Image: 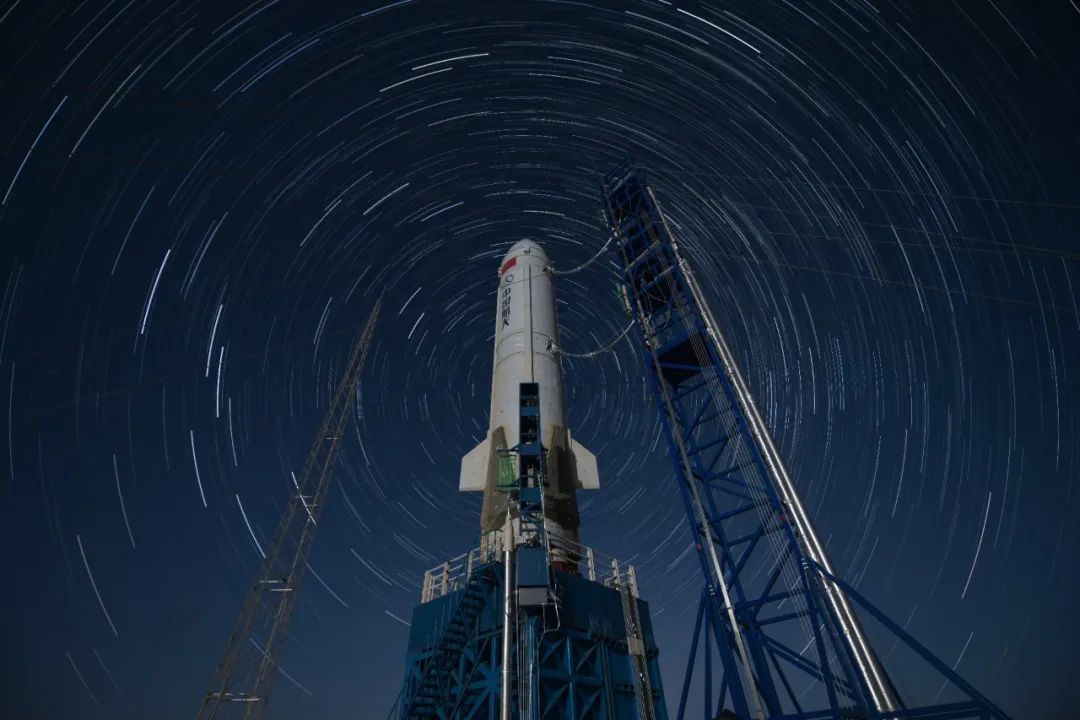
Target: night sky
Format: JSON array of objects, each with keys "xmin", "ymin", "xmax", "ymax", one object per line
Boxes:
[{"xmin": 2, "ymin": 1, "xmax": 1078, "ymax": 718}]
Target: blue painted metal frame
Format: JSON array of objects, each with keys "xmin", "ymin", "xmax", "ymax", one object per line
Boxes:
[
  {"xmin": 394, "ymin": 567, "xmax": 670, "ymax": 719},
  {"xmin": 599, "ymin": 160, "xmax": 1011, "ymax": 720},
  {"xmin": 397, "ymin": 565, "xmax": 503, "ymax": 719}
]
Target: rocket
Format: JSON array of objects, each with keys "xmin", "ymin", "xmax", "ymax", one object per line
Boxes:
[{"xmin": 459, "ymin": 240, "xmax": 598, "ymax": 571}]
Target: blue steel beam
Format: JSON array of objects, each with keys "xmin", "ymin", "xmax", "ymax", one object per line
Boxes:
[
  {"xmin": 676, "ymin": 594, "xmax": 706, "ymax": 720},
  {"xmin": 811, "ymin": 561, "xmax": 1011, "ymax": 720}
]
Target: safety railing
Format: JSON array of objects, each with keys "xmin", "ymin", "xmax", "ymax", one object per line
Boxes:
[{"xmin": 419, "ymin": 531, "xmax": 640, "ymax": 603}]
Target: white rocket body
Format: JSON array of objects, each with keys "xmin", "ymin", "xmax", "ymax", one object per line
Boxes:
[{"xmin": 460, "ymin": 240, "xmax": 598, "ymax": 567}]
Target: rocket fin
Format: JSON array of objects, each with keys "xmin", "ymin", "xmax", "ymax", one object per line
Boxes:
[
  {"xmin": 570, "ymin": 437, "xmax": 599, "ymax": 490},
  {"xmin": 460, "ymin": 434, "xmax": 493, "ymax": 492}
]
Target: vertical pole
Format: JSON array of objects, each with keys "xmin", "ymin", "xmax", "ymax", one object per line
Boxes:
[
  {"xmin": 612, "ymin": 558, "xmax": 620, "ymax": 588},
  {"xmin": 716, "ymin": 675, "xmax": 728, "ymax": 719},
  {"xmin": 501, "ymin": 512, "xmax": 515, "ymax": 720},
  {"xmin": 629, "ymin": 565, "xmax": 639, "ymax": 598},
  {"xmin": 587, "ymin": 547, "xmax": 596, "ymax": 581},
  {"xmin": 704, "ymin": 607, "xmax": 712, "ymax": 720},
  {"xmin": 676, "ymin": 594, "xmax": 706, "ymax": 720},
  {"xmin": 441, "ymin": 562, "xmax": 449, "ymax": 597},
  {"xmin": 525, "ymin": 265, "xmax": 534, "ymax": 382}
]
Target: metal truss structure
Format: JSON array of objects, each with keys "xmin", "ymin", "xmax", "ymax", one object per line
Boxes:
[
  {"xmin": 197, "ymin": 300, "xmax": 382, "ymax": 719},
  {"xmin": 599, "ymin": 161, "xmax": 1011, "ymax": 720}
]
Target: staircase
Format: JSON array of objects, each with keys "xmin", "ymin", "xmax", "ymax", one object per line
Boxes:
[
  {"xmin": 404, "ymin": 566, "xmax": 498, "ymax": 718},
  {"xmin": 620, "ymin": 581, "xmax": 656, "ymax": 720}
]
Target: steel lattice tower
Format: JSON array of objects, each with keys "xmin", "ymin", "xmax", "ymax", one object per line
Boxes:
[
  {"xmin": 600, "ymin": 161, "xmax": 1011, "ymax": 720},
  {"xmin": 197, "ymin": 300, "xmax": 381, "ymax": 720}
]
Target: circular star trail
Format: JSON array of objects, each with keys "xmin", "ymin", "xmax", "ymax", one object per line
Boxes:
[{"xmin": 1, "ymin": 1, "xmax": 1078, "ymax": 717}]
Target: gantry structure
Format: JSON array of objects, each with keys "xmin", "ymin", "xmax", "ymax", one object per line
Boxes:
[{"xmin": 599, "ymin": 161, "xmax": 1011, "ymax": 720}]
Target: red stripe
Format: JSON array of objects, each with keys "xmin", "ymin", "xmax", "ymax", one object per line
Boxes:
[{"xmin": 500, "ymin": 256, "xmax": 517, "ymax": 274}]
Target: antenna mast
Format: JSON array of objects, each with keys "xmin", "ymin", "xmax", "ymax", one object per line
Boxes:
[{"xmin": 197, "ymin": 300, "xmax": 382, "ymax": 719}]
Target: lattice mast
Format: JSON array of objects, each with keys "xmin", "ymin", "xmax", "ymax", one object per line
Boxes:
[
  {"xmin": 197, "ymin": 300, "xmax": 382, "ymax": 720},
  {"xmin": 600, "ymin": 162, "xmax": 1010, "ymax": 720}
]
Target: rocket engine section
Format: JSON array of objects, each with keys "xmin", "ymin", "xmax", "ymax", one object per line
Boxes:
[{"xmin": 459, "ymin": 240, "xmax": 598, "ymax": 570}]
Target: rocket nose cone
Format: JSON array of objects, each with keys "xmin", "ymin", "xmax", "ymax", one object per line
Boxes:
[{"xmin": 502, "ymin": 239, "xmax": 548, "ymax": 265}]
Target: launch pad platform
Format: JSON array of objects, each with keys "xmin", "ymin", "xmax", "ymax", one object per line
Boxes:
[{"xmin": 397, "ymin": 532, "xmax": 668, "ymax": 719}]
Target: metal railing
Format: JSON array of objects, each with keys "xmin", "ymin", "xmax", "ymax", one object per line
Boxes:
[{"xmin": 419, "ymin": 532, "xmax": 640, "ymax": 603}]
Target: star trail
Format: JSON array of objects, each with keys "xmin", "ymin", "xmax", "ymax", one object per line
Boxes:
[{"xmin": 1, "ymin": 1, "xmax": 1078, "ymax": 718}]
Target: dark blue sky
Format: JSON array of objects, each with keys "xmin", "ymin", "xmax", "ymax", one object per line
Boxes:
[{"xmin": 1, "ymin": 1, "xmax": 1078, "ymax": 718}]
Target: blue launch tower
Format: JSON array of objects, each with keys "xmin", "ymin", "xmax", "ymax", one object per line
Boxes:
[{"xmin": 598, "ymin": 160, "xmax": 1011, "ymax": 720}]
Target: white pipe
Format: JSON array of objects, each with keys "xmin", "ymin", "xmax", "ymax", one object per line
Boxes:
[
  {"xmin": 500, "ymin": 512, "xmax": 514, "ymax": 720},
  {"xmin": 681, "ymin": 255, "xmax": 899, "ymax": 714}
]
